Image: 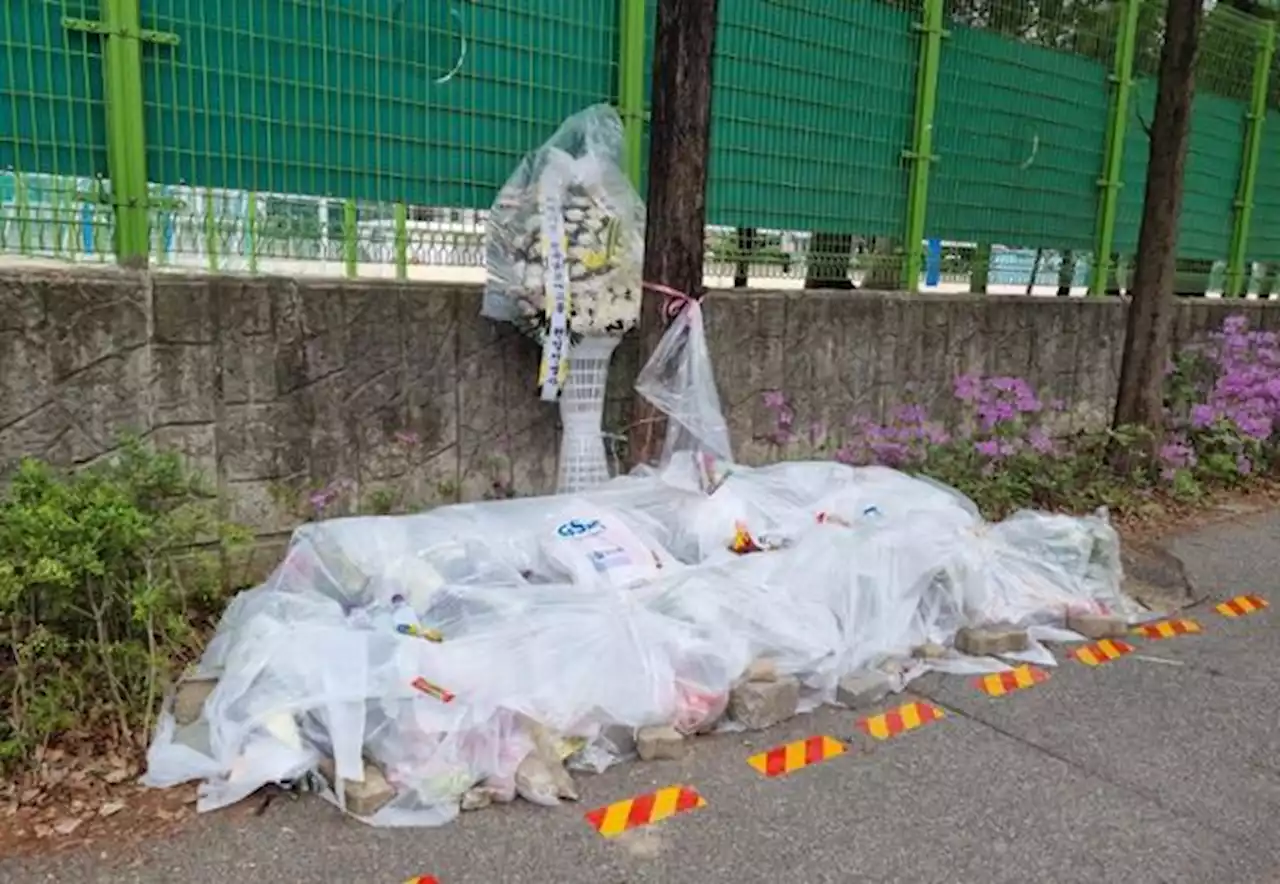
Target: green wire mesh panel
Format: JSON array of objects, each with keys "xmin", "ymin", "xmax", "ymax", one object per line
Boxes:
[
  {"xmin": 1175, "ymin": 93, "xmax": 1246, "ymax": 261},
  {"xmin": 705, "ymin": 0, "xmax": 918, "ymax": 284},
  {"xmin": 1248, "ymin": 106, "xmax": 1280, "ymax": 265},
  {"xmin": 0, "ymin": 1, "xmax": 113, "ymax": 262},
  {"xmin": 928, "ymin": 0, "xmax": 1113, "ymax": 254},
  {"xmin": 1113, "ymin": 1, "xmax": 1255, "ymax": 262},
  {"xmin": 1248, "ymin": 53, "xmax": 1280, "ymax": 266},
  {"xmin": 140, "ymin": 0, "xmax": 617, "ymax": 270}
]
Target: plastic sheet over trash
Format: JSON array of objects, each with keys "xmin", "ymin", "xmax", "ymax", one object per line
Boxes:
[{"xmin": 143, "ymin": 291, "xmax": 1141, "ymax": 827}]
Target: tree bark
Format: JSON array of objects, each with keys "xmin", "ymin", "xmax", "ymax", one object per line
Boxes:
[
  {"xmin": 629, "ymin": 0, "xmax": 720, "ymax": 468},
  {"xmin": 1113, "ymin": 0, "xmax": 1203, "ymax": 432}
]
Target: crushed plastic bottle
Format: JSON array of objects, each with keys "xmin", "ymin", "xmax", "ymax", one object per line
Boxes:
[{"xmin": 390, "ymin": 594, "xmax": 444, "ymax": 642}]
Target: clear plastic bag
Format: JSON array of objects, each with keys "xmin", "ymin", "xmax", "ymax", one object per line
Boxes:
[
  {"xmin": 482, "ymin": 104, "xmax": 645, "ymax": 343},
  {"xmin": 635, "ymin": 300, "xmax": 733, "ymax": 470},
  {"xmin": 145, "ymin": 272, "xmax": 1144, "ymax": 827}
]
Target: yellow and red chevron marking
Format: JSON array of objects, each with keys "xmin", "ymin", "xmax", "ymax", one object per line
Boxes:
[
  {"xmin": 583, "ymin": 785, "xmax": 706, "ymax": 838},
  {"xmin": 402, "ymin": 877, "xmax": 440, "ymax": 884},
  {"xmin": 1215, "ymin": 594, "xmax": 1269, "ymax": 618},
  {"xmin": 973, "ymin": 664, "xmax": 1049, "ymax": 697},
  {"xmin": 857, "ymin": 701, "xmax": 945, "ymax": 740},
  {"xmin": 747, "ymin": 735, "xmax": 846, "ymax": 778},
  {"xmin": 1072, "ymin": 638, "xmax": 1134, "ymax": 666},
  {"xmin": 1133, "ymin": 618, "xmax": 1202, "ymax": 639}
]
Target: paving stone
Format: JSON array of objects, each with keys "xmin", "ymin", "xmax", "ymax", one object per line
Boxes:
[
  {"xmin": 1067, "ymin": 611, "xmax": 1129, "ymax": 639},
  {"xmin": 515, "ymin": 753, "xmax": 580, "ymax": 806},
  {"xmin": 172, "ymin": 678, "xmax": 217, "ymax": 726},
  {"xmin": 1122, "ymin": 540, "xmax": 1196, "ymax": 610},
  {"xmin": 742, "ymin": 658, "xmax": 778, "ymax": 683},
  {"xmin": 912, "ymin": 642, "xmax": 948, "ymax": 660},
  {"xmin": 461, "ymin": 785, "xmax": 508, "ymax": 811},
  {"xmin": 836, "ymin": 671, "xmax": 892, "ymax": 709},
  {"xmin": 318, "ymin": 758, "xmax": 396, "ymax": 818},
  {"xmin": 955, "ymin": 623, "xmax": 1029, "ymax": 657},
  {"xmin": 636, "ymin": 725, "xmax": 686, "ymax": 761},
  {"xmin": 526, "ymin": 722, "xmax": 580, "ymax": 801},
  {"xmin": 729, "ymin": 676, "xmax": 800, "ymax": 730}
]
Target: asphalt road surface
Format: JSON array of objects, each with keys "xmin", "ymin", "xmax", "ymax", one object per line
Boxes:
[{"xmin": 6, "ymin": 509, "xmax": 1280, "ymax": 884}]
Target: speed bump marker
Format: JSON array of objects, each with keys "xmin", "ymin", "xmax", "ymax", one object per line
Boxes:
[
  {"xmin": 1133, "ymin": 618, "xmax": 1202, "ymax": 639},
  {"xmin": 1072, "ymin": 638, "xmax": 1134, "ymax": 666},
  {"xmin": 584, "ymin": 785, "xmax": 706, "ymax": 838},
  {"xmin": 973, "ymin": 664, "xmax": 1049, "ymax": 697},
  {"xmin": 1215, "ymin": 595, "xmax": 1269, "ymax": 618},
  {"xmin": 403, "ymin": 877, "xmax": 440, "ymax": 884},
  {"xmin": 857, "ymin": 701, "xmax": 945, "ymax": 740},
  {"xmin": 747, "ymin": 735, "xmax": 846, "ymax": 778}
]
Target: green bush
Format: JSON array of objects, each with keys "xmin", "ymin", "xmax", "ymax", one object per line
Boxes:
[{"xmin": 0, "ymin": 439, "xmax": 248, "ymax": 771}]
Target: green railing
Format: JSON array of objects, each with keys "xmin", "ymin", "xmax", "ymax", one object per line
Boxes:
[{"xmin": 1, "ymin": 0, "xmax": 1277, "ymax": 294}]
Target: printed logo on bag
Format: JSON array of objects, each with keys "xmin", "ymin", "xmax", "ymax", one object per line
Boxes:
[{"xmin": 556, "ymin": 518, "xmax": 605, "ymax": 539}]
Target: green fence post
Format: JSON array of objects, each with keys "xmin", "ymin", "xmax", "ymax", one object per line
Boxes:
[
  {"xmin": 204, "ymin": 187, "xmax": 219, "ymax": 271},
  {"xmin": 1226, "ymin": 19, "xmax": 1277, "ymax": 298},
  {"xmin": 14, "ymin": 171, "xmax": 32, "ymax": 255},
  {"xmin": 394, "ymin": 202, "xmax": 409, "ymax": 280},
  {"xmin": 102, "ymin": 0, "xmax": 151, "ymax": 268},
  {"xmin": 902, "ymin": 0, "xmax": 946, "ymax": 292},
  {"xmin": 1090, "ymin": 0, "xmax": 1141, "ymax": 296},
  {"xmin": 65, "ymin": 0, "xmax": 178, "ymax": 268},
  {"xmin": 343, "ymin": 199, "xmax": 358, "ymax": 278},
  {"xmin": 617, "ymin": 0, "xmax": 648, "ymax": 187},
  {"xmin": 970, "ymin": 242, "xmax": 990, "ymax": 293},
  {"xmin": 246, "ymin": 193, "xmax": 259, "ymax": 274}
]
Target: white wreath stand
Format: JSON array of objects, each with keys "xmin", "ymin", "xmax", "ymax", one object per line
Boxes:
[{"xmin": 555, "ymin": 335, "xmax": 620, "ymax": 494}]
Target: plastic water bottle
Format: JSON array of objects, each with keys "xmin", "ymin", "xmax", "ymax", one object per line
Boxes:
[
  {"xmin": 389, "ymin": 594, "xmax": 420, "ymax": 636},
  {"xmin": 390, "ymin": 594, "xmax": 444, "ymax": 642}
]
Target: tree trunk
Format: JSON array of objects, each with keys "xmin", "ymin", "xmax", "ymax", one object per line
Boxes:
[
  {"xmin": 1057, "ymin": 249, "xmax": 1076, "ymax": 297},
  {"xmin": 1113, "ymin": 0, "xmax": 1203, "ymax": 432},
  {"xmin": 733, "ymin": 227, "xmax": 754, "ymax": 288},
  {"xmin": 804, "ymin": 232, "xmax": 856, "ymax": 289},
  {"xmin": 629, "ymin": 0, "xmax": 720, "ymax": 468}
]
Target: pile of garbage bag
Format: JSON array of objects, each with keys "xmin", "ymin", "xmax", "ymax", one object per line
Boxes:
[{"xmin": 143, "ymin": 296, "xmax": 1141, "ymax": 828}]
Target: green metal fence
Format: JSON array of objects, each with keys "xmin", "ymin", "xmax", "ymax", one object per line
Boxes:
[{"xmin": 1, "ymin": 0, "xmax": 1278, "ymax": 294}]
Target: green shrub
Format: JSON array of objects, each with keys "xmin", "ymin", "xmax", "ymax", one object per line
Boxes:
[{"xmin": 0, "ymin": 439, "xmax": 248, "ymax": 771}]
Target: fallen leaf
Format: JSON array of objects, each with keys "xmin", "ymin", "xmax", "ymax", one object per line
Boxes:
[
  {"xmin": 98, "ymin": 801, "xmax": 126, "ymax": 818},
  {"xmin": 103, "ymin": 767, "xmax": 132, "ymax": 785},
  {"xmin": 53, "ymin": 817, "xmax": 84, "ymax": 836}
]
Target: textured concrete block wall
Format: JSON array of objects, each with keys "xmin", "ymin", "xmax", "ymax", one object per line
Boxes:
[{"xmin": 3, "ymin": 266, "xmax": 1278, "ymax": 546}]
